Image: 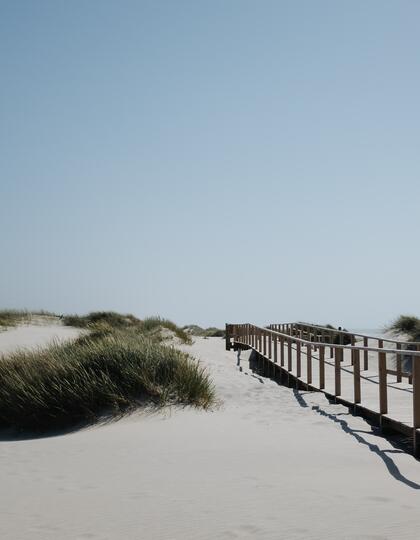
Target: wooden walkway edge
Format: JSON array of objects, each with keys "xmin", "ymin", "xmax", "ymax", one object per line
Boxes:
[{"xmin": 226, "ymin": 322, "xmax": 420, "ymax": 457}]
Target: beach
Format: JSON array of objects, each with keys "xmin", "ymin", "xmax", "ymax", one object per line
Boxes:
[{"xmin": 1, "ymin": 326, "xmax": 420, "ymax": 539}]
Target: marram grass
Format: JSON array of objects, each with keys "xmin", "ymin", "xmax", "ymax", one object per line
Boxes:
[
  {"xmin": 0, "ymin": 329, "xmax": 214, "ymax": 433},
  {"xmin": 390, "ymin": 315, "xmax": 420, "ymax": 341},
  {"xmin": 62, "ymin": 312, "xmax": 192, "ymax": 344},
  {"xmin": 0, "ymin": 309, "xmax": 31, "ymax": 328}
]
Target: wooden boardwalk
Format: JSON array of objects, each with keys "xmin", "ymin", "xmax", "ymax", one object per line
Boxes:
[{"xmin": 226, "ymin": 322, "xmax": 420, "ymax": 456}]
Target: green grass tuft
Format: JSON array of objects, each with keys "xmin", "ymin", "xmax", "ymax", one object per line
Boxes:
[
  {"xmin": 0, "ymin": 328, "xmax": 214, "ymax": 433},
  {"xmin": 63, "ymin": 312, "xmax": 191, "ymax": 344},
  {"xmin": 183, "ymin": 325, "xmax": 225, "ymax": 338},
  {"xmin": 0, "ymin": 310, "xmax": 31, "ymax": 328},
  {"xmin": 141, "ymin": 317, "xmax": 192, "ymax": 344},
  {"xmin": 62, "ymin": 311, "xmax": 141, "ymax": 329},
  {"xmin": 390, "ymin": 315, "xmax": 420, "ymax": 341}
]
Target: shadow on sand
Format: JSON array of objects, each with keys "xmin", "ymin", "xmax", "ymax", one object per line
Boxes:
[
  {"xmin": 0, "ymin": 405, "xmax": 163, "ymax": 442},
  {"xmin": 293, "ymin": 389, "xmax": 420, "ymax": 490}
]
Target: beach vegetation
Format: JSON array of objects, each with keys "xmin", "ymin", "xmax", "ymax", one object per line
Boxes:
[
  {"xmin": 0, "ymin": 310, "xmax": 34, "ymax": 328},
  {"xmin": 389, "ymin": 315, "xmax": 420, "ymax": 341},
  {"xmin": 0, "ymin": 326, "xmax": 214, "ymax": 433},
  {"xmin": 183, "ymin": 325, "xmax": 225, "ymax": 338}
]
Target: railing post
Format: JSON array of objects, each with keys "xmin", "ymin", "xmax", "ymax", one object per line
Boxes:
[
  {"xmin": 396, "ymin": 343, "xmax": 402, "ymax": 382},
  {"xmin": 287, "ymin": 340, "xmax": 292, "ymax": 371},
  {"xmin": 268, "ymin": 331, "xmax": 272, "ymax": 359},
  {"xmin": 263, "ymin": 330, "xmax": 267, "ymax": 356},
  {"xmin": 363, "ymin": 337, "xmax": 368, "ymax": 370},
  {"xmin": 319, "ymin": 345, "xmax": 325, "ymax": 390},
  {"xmin": 378, "ymin": 341, "xmax": 388, "ymax": 416},
  {"xmin": 306, "ymin": 344, "xmax": 312, "ymax": 385},
  {"xmin": 353, "ymin": 349, "xmax": 361, "ymax": 404},
  {"xmin": 413, "ymin": 355, "xmax": 420, "ymax": 457},
  {"xmin": 335, "ymin": 347, "xmax": 341, "ymax": 397},
  {"xmin": 296, "ymin": 341, "xmax": 301, "ymax": 378},
  {"xmin": 273, "ymin": 333, "xmax": 278, "ymax": 363},
  {"xmin": 280, "ymin": 337, "xmax": 285, "ymax": 366},
  {"xmin": 225, "ymin": 324, "xmax": 230, "ymax": 350}
]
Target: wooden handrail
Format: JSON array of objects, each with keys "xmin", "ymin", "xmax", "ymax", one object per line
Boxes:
[
  {"xmin": 247, "ymin": 324, "xmax": 420, "ymax": 356},
  {"xmin": 226, "ymin": 322, "xmax": 420, "ymax": 457},
  {"xmin": 268, "ymin": 321, "xmax": 419, "ymax": 346}
]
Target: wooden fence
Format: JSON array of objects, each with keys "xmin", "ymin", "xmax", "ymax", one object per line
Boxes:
[
  {"xmin": 268, "ymin": 322, "xmax": 418, "ymax": 384},
  {"xmin": 226, "ymin": 322, "xmax": 420, "ymax": 457}
]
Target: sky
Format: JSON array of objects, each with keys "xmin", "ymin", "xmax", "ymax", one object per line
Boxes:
[{"xmin": 1, "ymin": 0, "xmax": 419, "ymax": 328}]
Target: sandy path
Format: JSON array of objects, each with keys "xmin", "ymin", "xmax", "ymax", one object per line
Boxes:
[{"xmin": 1, "ymin": 334, "xmax": 420, "ymax": 539}]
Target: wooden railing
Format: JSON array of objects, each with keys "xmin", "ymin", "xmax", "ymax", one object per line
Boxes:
[
  {"xmin": 267, "ymin": 322, "xmax": 417, "ymax": 384},
  {"xmin": 225, "ymin": 322, "xmax": 420, "ymax": 457}
]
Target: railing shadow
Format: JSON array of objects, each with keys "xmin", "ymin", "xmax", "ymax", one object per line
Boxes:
[{"xmin": 292, "ymin": 389, "xmax": 420, "ymax": 490}]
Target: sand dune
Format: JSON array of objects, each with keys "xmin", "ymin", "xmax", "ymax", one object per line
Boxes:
[
  {"xmin": 0, "ymin": 322, "xmax": 81, "ymax": 356},
  {"xmin": 1, "ymin": 329, "xmax": 420, "ymax": 539}
]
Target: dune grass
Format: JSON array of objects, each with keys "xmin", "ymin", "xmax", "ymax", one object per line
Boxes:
[
  {"xmin": 62, "ymin": 311, "xmax": 141, "ymax": 329},
  {"xmin": 141, "ymin": 317, "xmax": 192, "ymax": 344},
  {"xmin": 0, "ymin": 309, "xmax": 59, "ymax": 328},
  {"xmin": 0, "ymin": 327, "xmax": 214, "ymax": 433},
  {"xmin": 63, "ymin": 312, "xmax": 192, "ymax": 344},
  {"xmin": 183, "ymin": 325, "xmax": 225, "ymax": 338},
  {"xmin": 0, "ymin": 310, "xmax": 31, "ymax": 328},
  {"xmin": 390, "ymin": 315, "xmax": 420, "ymax": 341}
]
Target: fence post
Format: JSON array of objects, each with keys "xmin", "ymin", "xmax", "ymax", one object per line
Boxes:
[
  {"xmin": 263, "ymin": 330, "xmax": 267, "ymax": 356},
  {"xmin": 378, "ymin": 341, "xmax": 388, "ymax": 416},
  {"xmin": 353, "ymin": 349, "xmax": 361, "ymax": 404},
  {"xmin": 280, "ymin": 337, "xmax": 285, "ymax": 366},
  {"xmin": 413, "ymin": 355, "xmax": 420, "ymax": 456},
  {"xmin": 268, "ymin": 331, "xmax": 272, "ymax": 359},
  {"xmin": 307, "ymin": 344, "xmax": 312, "ymax": 385},
  {"xmin": 296, "ymin": 341, "xmax": 301, "ymax": 378},
  {"xmin": 396, "ymin": 342, "xmax": 402, "ymax": 383},
  {"xmin": 225, "ymin": 324, "xmax": 230, "ymax": 350},
  {"xmin": 335, "ymin": 347, "xmax": 341, "ymax": 397},
  {"xmin": 363, "ymin": 337, "xmax": 369, "ymax": 370},
  {"xmin": 319, "ymin": 345, "xmax": 325, "ymax": 390},
  {"xmin": 273, "ymin": 333, "xmax": 278, "ymax": 363},
  {"xmin": 287, "ymin": 340, "xmax": 292, "ymax": 371}
]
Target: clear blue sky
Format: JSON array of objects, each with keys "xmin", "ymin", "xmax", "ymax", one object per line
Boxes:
[{"xmin": 1, "ymin": 1, "xmax": 419, "ymax": 328}]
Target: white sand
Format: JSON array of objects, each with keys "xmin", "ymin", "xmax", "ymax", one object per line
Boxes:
[
  {"xmin": 0, "ymin": 321, "xmax": 81, "ymax": 356},
  {"xmin": 1, "ymin": 330, "xmax": 420, "ymax": 539}
]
